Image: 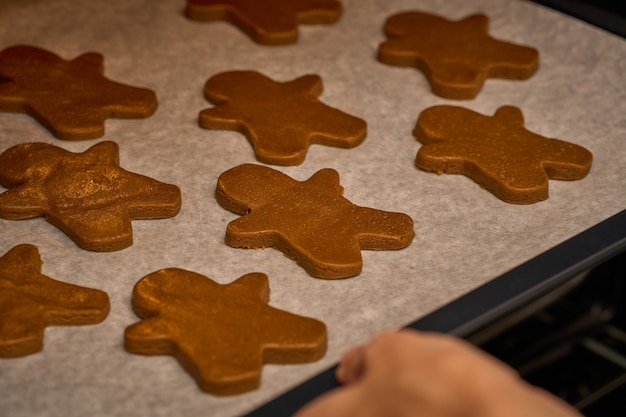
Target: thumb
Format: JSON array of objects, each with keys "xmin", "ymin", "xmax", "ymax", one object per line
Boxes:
[{"xmin": 336, "ymin": 344, "xmax": 366, "ymax": 384}]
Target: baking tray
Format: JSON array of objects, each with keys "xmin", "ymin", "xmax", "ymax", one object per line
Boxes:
[{"xmin": 1, "ymin": 1, "xmax": 625, "ymax": 416}]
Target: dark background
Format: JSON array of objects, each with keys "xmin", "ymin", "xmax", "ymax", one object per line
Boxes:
[{"xmin": 533, "ymin": 0, "xmax": 626, "ymax": 38}]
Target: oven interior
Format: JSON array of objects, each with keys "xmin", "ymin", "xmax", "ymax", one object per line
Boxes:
[{"xmin": 468, "ymin": 250, "xmax": 626, "ymax": 416}]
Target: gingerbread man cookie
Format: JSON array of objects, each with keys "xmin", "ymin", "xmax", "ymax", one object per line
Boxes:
[
  {"xmin": 0, "ymin": 45, "xmax": 157, "ymax": 140},
  {"xmin": 0, "ymin": 141, "xmax": 181, "ymax": 251},
  {"xmin": 199, "ymin": 70, "xmax": 367, "ymax": 166},
  {"xmin": 0, "ymin": 244, "xmax": 110, "ymax": 357},
  {"xmin": 125, "ymin": 269, "xmax": 327, "ymax": 395},
  {"xmin": 216, "ymin": 164, "xmax": 415, "ymax": 278},
  {"xmin": 414, "ymin": 105, "xmax": 593, "ymax": 204},
  {"xmin": 377, "ymin": 12, "xmax": 539, "ymax": 99},
  {"xmin": 185, "ymin": 0, "xmax": 343, "ymax": 45}
]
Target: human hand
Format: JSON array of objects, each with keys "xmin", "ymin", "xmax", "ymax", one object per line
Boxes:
[{"xmin": 294, "ymin": 329, "xmax": 582, "ymax": 417}]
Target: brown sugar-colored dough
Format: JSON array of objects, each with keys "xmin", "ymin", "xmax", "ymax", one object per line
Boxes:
[
  {"xmin": 0, "ymin": 244, "xmax": 110, "ymax": 358},
  {"xmin": 185, "ymin": 0, "xmax": 343, "ymax": 45},
  {"xmin": 199, "ymin": 70, "xmax": 367, "ymax": 166},
  {"xmin": 216, "ymin": 164, "xmax": 415, "ymax": 278},
  {"xmin": 0, "ymin": 141, "xmax": 181, "ymax": 251},
  {"xmin": 414, "ymin": 105, "xmax": 593, "ymax": 204},
  {"xmin": 377, "ymin": 12, "xmax": 539, "ymax": 99},
  {"xmin": 0, "ymin": 45, "xmax": 157, "ymax": 140},
  {"xmin": 124, "ymin": 269, "xmax": 327, "ymax": 395}
]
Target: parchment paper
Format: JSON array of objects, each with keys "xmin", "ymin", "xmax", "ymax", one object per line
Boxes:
[{"xmin": 1, "ymin": 1, "xmax": 625, "ymax": 416}]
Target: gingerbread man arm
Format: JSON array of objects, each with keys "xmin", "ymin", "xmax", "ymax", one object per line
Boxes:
[
  {"xmin": 0, "ymin": 187, "xmax": 48, "ymax": 219},
  {"xmin": 0, "ymin": 45, "xmax": 54, "ymax": 79},
  {"xmin": 250, "ymin": 115, "xmax": 365, "ymax": 165},
  {"xmin": 71, "ymin": 52, "xmax": 104, "ymax": 73},
  {"xmin": 540, "ymin": 138, "xmax": 593, "ymax": 180},
  {"xmin": 0, "ymin": 142, "xmax": 64, "ymax": 185},
  {"xmin": 293, "ymin": 0, "xmax": 343, "ymax": 24},
  {"xmin": 185, "ymin": 0, "xmax": 342, "ymax": 45},
  {"xmin": 124, "ymin": 317, "xmax": 178, "ymax": 356},
  {"xmin": 198, "ymin": 103, "xmax": 258, "ymax": 158},
  {"xmin": 457, "ymin": 14, "xmax": 490, "ymax": 33},
  {"xmin": 23, "ymin": 265, "xmax": 110, "ymax": 326},
  {"xmin": 32, "ymin": 101, "xmax": 109, "ymax": 140},
  {"xmin": 353, "ymin": 207, "xmax": 415, "ymax": 250},
  {"xmin": 186, "ymin": 0, "xmax": 298, "ymax": 43},
  {"xmin": 80, "ymin": 141, "xmax": 121, "ymax": 166},
  {"xmin": 225, "ymin": 210, "xmax": 365, "ymax": 278},
  {"xmin": 48, "ymin": 207, "xmax": 134, "ymax": 252},
  {"xmin": 305, "ymin": 167, "xmax": 341, "ymax": 189},
  {"xmin": 285, "ymin": 74, "xmax": 323, "ymax": 95},
  {"xmin": 199, "ymin": 71, "xmax": 253, "ymax": 134}
]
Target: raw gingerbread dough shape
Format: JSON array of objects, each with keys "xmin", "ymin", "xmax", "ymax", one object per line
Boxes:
[
  {"xmin": 377, "ymin": 11, "xmax": 539, "ymax": 99},
  {"xmin": 0, "ymin": 45, "xmax": 157, "ymax": 140},
  {"xmin": 199, "ymin": 70, "xmax": 367, "ymax": 166},
  {"xmin": 185, "ymin": 0, "xmax": 343, "ymax": 45},
  {"xmin": 0, "ymin": 244, "xmax": 110, "ymax": 358},
  {"xmin": 216, "ymin": 163, "xmax": 415, "ymax": 278},
  {"xmin": 0, "ymin": 141, "xmax": 181, "ymax": 251},
  {"xmin": 414, "ymin": 105, "xmax": 593, "ymax": 204},
  {"xmin": 125, "ymin": 269, "xmax": 327, "ymax": 395}
]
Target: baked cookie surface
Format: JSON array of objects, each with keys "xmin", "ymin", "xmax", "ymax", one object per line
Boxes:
[
  {"xmin": 185, "ymin": 0, "xmax": 343, "ymax": 45},
  {"xmin": 124, "ymin": 269, "xmax": 327, "ymax": 395},
  {"xmin": 0, "ymin": 141, "xmax": 181, "ymax": 251},
  {"xmin": 414, "ymin": 105, "xmax": 593, "ymax": 204},
  {"xmin": 0, "ymin": 244, "xmax": 110, "ymax": 358},
  {"xmin": 199, "ymin": 70, "xmax": 366, "ymax": 166},
  {"xmin": 378, "ymin": 12, "xmax": 539, "ymax": 99},
  {"xmin": 0, "ymin": 45, "xmax": 157, "ymax": 140},
  {"xmin": 216, "ymin": 164, "xmax": 415, "ymax": 278}
]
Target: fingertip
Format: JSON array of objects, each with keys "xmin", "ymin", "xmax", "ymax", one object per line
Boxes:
[{"xmin": 336, "ymin": 344, "xmax": 366, "ymax": 384}]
